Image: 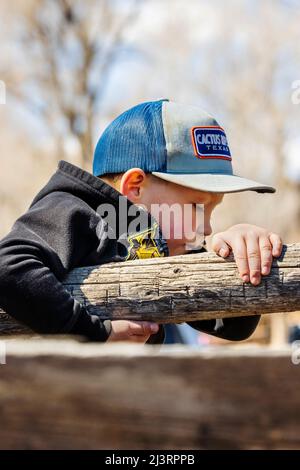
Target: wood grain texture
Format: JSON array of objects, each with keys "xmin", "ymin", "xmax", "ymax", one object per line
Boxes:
[
  {"xmin": 1, "ymin": 243, "xmax": 300, "ymax": 336},
  {"xmin": 0, "ymin": 340, "xmax": 298, "ymax": 450}
]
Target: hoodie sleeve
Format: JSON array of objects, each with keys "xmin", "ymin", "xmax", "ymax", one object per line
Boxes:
[
  {"xmin": 0, "ymin": 191, "xmax": 112, "ymax": 341},
  {"xmin": 186, "ymin": 315, "xmax": 261, "ymax": 341}
]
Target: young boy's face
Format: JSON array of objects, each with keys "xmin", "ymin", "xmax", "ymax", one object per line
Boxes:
[
  {"xmin": 140, "ymin": 176, "xmax": 224, "ymax": 255},
  {"xmin": 107, "ymin": 169, "xmax": 224, "ymax": 256}
]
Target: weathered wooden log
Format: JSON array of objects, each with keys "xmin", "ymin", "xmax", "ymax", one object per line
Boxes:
[
  {"xmin": 1, "ymin": 243, "xmax": 300, "ymax": 336},
  {"xmin": 0, "ymin": 339, "xmax": 298, "ymax": 450}
]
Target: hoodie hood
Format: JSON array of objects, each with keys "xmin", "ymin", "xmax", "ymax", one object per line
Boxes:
[{"xmin": 31, "ymin": 160, "xmax": 169, "ymax": 260}]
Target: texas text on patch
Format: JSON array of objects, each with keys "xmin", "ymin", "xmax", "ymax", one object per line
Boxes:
[{"xmin": 191, "ymin": 126, "xmax": 232, "ymax": 160}]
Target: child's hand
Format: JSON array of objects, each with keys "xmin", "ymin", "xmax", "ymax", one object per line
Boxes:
[
  {"xmin": 106, "ymin": 320, "xmax": 159, "ymax": 343},
  {"xmin": 211, "ymin": 224, "xmax": 282, "ymax": 285}
]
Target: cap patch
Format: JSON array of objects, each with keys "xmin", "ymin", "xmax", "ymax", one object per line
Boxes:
[{"xmin": 191, "ymin": 126, "xmax": 232, "ymax": 161}]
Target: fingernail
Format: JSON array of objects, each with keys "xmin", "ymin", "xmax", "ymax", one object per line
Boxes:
[
  {"xmin": 242, "ymin": 274, "xmax": 249, "ymax": 282},
  {"xmin": 219, "ymin": 248, "xmax": 227, "ymax": 257},
  {"xmin": 251, "ymin": 276, "xmax": 260, "ymax": 285},
  {"xmin": 262, "ymin": 266, "xmax": 269, "ymax": 275},
  {"xmin": 151, "ymin": 324, "xmax": 159, "ymax": 333}
]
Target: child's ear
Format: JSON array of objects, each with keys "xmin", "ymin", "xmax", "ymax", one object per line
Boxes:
[{"xmin": 119, "ymin": 168, "xmax": 146, "ymax": 201}]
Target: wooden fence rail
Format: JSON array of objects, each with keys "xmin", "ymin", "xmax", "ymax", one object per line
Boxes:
[
  {"xmin": 0, "ymin": 340, "xmax": 298, "ymax": 449},
  {"xmin": 1, "ymin": 243, "xmax": 300, "ymax": 336}
]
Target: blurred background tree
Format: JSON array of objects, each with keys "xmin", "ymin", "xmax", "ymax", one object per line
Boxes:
[
  {"xmin": 0, "ymin": 0, "xmax": 141, "ymax": 165},
  {"xmin": 1, "ymin": 0, "xmax": 300, "ymax": 242}
]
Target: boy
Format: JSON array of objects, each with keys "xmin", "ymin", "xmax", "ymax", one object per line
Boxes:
[{"xmin": 0, "ymin": 99, "xmax": 282, "ymax": 344}]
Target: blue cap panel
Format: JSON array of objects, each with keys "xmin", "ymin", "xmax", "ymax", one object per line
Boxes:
[{"xmin": 93, "ymin": 99, "xmax": 168, "ymax": 176}]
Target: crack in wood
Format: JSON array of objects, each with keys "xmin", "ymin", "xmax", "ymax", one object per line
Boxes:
[{"xmin": 169, "ymin": 296, "xmax": 174, "ymax": 313}]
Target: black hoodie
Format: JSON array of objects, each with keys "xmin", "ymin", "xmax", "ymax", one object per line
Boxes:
[{"xmin": 0, "ymin": 160, "xmax": 260, "ymax": 343}]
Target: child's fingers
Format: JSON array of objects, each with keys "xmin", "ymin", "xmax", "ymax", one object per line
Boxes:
[
  {"xmin": 128, "ymin": 321, "xmax": 159, "ymax": 336},
  {"xmin": 245, "ymin": 235, "xmax": 261, "ymax": 285},
  {"xmin": 127, "ymin": 321, "xmax": 158, "ymax": 343},
  {"xmin": 129, "ymin": 334, "xmax": 152, "ymax": 343},
  {"xmin": 211, "ymin": 234, "xmax": 231, "ymax": 257},
  {"xmin": 269, "ymin": 232, "xmax": 283, "ymax": 257},
  {"xmin": 107, "ymin": 320, "xmax": 159, "ymax": 343},
  {"xmin": 232, "ymin": 238, "xmax": 250, "ymax": 282},
  {"xmin": 259, "ymin": 235, "xmax": 273, "ymax": 275}
]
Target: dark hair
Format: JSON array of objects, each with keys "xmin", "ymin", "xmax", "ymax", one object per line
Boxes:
[{"xmin": 97, "ymin": 173, "xmax": 123, "ymax": 183}]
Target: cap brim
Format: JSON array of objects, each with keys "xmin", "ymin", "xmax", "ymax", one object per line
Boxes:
[{"xmin": 151, "ymin": 172, "xmax": 276, "ymax": 194}]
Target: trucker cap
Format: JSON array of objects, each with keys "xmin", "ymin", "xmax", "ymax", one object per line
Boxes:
[{"xmin": 93, "ymin": 99, "xmax": 275, "ymax": 194}]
